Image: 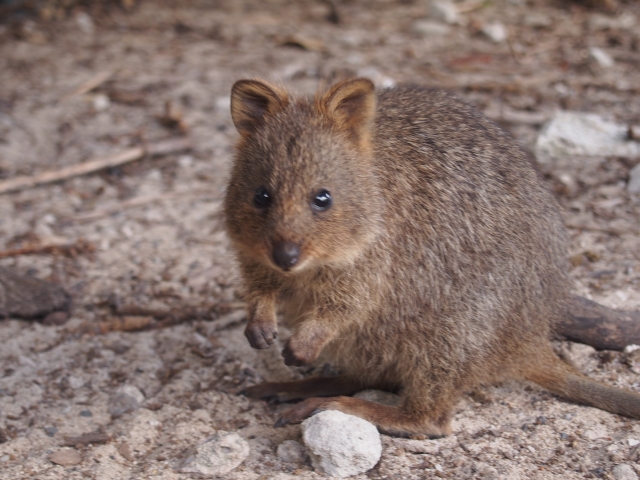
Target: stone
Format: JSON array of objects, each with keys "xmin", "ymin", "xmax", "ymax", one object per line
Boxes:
[
  {"xmin": 302, "ymin": 410, "xmax": 382, "ymax": 478},
  {"xmin": 180, "ymin": 431, "xmax": 249, "ymax": 476},
  {"xmin": 429, "ymin": 0, "xmax": 459, "ymax": 24},
  {"xmin": 535, "ymin": 111, "xmax": 640, "ymax": 163},
  {"xmin": 411, "ymin": 20, "xmax": 451, "ymax": 37},
  {"xmin": 49, "ymin": 449, "xmax": 82, "ymax": 467},
  {"xmin": 628, "ymin": 163, "xmax": 640, "ymax": 194},
  {"xmin": 277, "ymin": 440, "xmax": 308, "ymax": 464},
  {"xmin": 482, "ymin": 22, "xmax": 507, "ymax": 43},
  {"xmin": 613, "ymin": 464, "xmax": 639, "ymax": 480},
  {"xmin": 108, "ymin": 386, "xmax": 144, "ymax": 418},
  {"xmin": 590, "ymin": 47, "xmax": 614, "ymax": 68}
]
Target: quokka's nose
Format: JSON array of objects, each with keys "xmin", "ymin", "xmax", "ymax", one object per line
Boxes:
[{"xmin": 272, "ymin": 241, "xmax": 301, "ymax": 270}]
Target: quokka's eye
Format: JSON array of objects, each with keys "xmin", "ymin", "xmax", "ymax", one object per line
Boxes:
[
  {"xmin": 254, "ymin": 186, "xmax": 271, "ymax": 209},
  {"xmin": 312, "ymin": 189, "xmax": 332, "ymax": 211}
]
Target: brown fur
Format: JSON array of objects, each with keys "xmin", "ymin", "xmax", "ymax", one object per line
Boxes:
[{"xmin": 224, "ymin": 78, "xmax": 640, "ymax": 437}]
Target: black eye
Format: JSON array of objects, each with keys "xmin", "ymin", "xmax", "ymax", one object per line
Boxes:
[
  {"xmin": 312, "ymin": 189, "xmax": 332, "ymax": 211},
  {"xmin": 254, "ymin": 186, "xmax": 271, "ymax": 209}
]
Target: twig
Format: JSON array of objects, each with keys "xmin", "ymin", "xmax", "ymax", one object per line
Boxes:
[
  {"xmin": 62, "ymin": 431, "xmax": 111, "ymax": 447},
  {"xmin": 456, "ymin": 0, "xmax": 490, "ymax": 14},
  {"xmin": 565, "ymin": 220, "xmax": 639, "ymax": 236},
  {"xmin": 72, "ymin": 192, "xmax": 220, "ymax": 223},
  {"xmin": 0, "ymin": 137, "xmax": 192, "ymax": 195},
  {"xmin": 0, "ymin": 239, "xmax": 94, "ymax": 259},
  {"xmin": 65, "ymin": 70, "xmax": 115, "ymax": 99}
]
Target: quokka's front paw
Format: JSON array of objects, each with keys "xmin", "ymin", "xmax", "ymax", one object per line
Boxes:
[
  {"xmin": 281, "ymin": 338, "xmax": 318, "ymax": 366},
  {"xmin": 274, "ymin": 397, "xmax": 330, "ymax": 427},
  {"xmin": 244, "ymin": 321, "xmax": 277, "ymax": 349}
]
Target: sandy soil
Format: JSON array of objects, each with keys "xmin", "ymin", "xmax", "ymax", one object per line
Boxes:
[{"xmin": 0, "ymin": 0, "xmax": 639, "ymax": 478}]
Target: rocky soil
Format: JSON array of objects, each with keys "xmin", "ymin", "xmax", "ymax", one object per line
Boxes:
[{"xmin": 0, "ymin": 0, "xmax": 639, "ymax": 478}]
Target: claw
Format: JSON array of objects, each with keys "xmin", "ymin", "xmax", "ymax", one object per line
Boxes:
[{"xmin": 245, "ymin": 322, "xmax": 277, "ymax": 350}]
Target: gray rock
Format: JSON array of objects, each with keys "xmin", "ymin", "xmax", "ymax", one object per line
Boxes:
[
  {"xmin": 590, "ymin": 47, "xmax": 614, "ymax": 68},
  {"xmin": 613, "ymin": 464, "xmax": 639, "ymax": 480},
  {"xmin": 628, "ymin": 163, "xmax": 640, "ymax": 194},
  {"xmin": 108, "ymin": 385, "xmax": 145, "ymax": 418},
  {"xmin": 588, "ymin": 13, "xmax": 637, "ymax": 32},
  {"xmin": 412, "ymin": 20, "xmax": 451, "ymax": 37},
  {"xmin": 180, "ymin": 431, "xmax": 249, "ymax": 476},
  {"xmin": 535, "ymin": 111, "xmax": 640, "ymax": 164},
  {"xmin": 49, "ymin": 449, "xmax": 82, "ymax": 467},
  {"xmin": 482, "ymin": 22, "xmax": 507, "ymax": 43},
  {"xmin": 277, "ymin": 440, "xmax": 308, "ymax": 464},
  {"xmin": 429, "ymin": 0, "xmax": 459, "ymax": 24},
  {"xmin": 302, "ymin": 410, "xmax": 381, "ymax": 478},
  {"xmin": 522, "ymin": 13, "xmax": 552, "ymax": 28}
]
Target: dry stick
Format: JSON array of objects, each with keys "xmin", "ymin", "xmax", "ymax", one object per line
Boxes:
[
  {"xmin": 0, "ymin": 137, "xmax": 192, "ymax": 195},
  {"xmin": 73, "ymin": 192, "xmax": 221, "ymax": 223},
  {"xmin": 0, "ymin": 240, "xmax": 93, "ymax": 259},
  {"xmin": 65, "ymin": 70, "xmax": 115, "ymax": 99},
  {"xmin": 556, "ymin": 295, "xmax": 640, "ymax": 351}
]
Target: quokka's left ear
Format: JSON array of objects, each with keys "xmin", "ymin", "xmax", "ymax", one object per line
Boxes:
[{"xmin": 230, "ymin": 79, "xmax": 289, "ymax": 136}]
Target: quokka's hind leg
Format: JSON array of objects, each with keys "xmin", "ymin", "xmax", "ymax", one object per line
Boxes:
[
  {"xmin": 274, "ymin": 394, "xmax": 454, "ymax": 438},
  {"xmin": 243, "ymin": 375, "xmax": 364, "ymax": 402}
]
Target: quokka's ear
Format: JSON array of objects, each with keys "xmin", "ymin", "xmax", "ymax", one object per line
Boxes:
[
  {"xmin": 230, "ymin": 79, "xmax": 289, "ymax": 135},
  {"xmin": 317, "ymin": 78, "xmax": 376, "ymax": 142}
]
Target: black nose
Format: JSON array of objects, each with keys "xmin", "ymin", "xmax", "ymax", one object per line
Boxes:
[{"xmin": 272, "ymin": 241, "xmax": 301, "ymax": 270}]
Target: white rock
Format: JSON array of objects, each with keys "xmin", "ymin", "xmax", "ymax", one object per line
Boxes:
[
  {"xmin": 535, "ymin": 111, "xmax": 640, "ymax": 163},
  {"xmin": 627, "ymin": 438, "xmax": 640, "ymax": 447},
  {"xmin": 482, "ymin": 22, "xmax": 507, "ymax": 43},
  {"xmin": 624, "ymin": 345, "xmax": 640, "ymax": 354},
  {"xmin": 628, "ymin": 163, "xmax": 640, "ymax": 194},
  {"xmin": 613, "ymin": 464, "xmax": 639, "ymax": 480},
  {"xmin": 412, "ymin": 20, "xmax": 451, "ymax": 37},
  {"xmin": 180, "ymin": 431, "xmax": 249, "ymax": 476},
  {"xmin": 75, "ymin": 12, "xmax": 94, "ymax": 35},
  {"xmin": 588, "ymin": 13, "xmax": 637, "ymax": 32},
  {"xmin": 93, "ymin": 94, "xmax": 110, "ymax": 111},
  {"xmin": 120, "ymin": 385, "xmax": 145, "ymax": 404},
  {"xmin": 429, "ymin": 0, "xmax": 459, "ymax": 24},
  {"xmin": 302, "ymin": 411, "xmax": 381, "ymax": 478},
  {"xmin": 590, "ymin": 47, "xmax": 614, "ymax": 68},
  {"xmin": 277, "ymin": 440, "xmax": 308, "ymax": 464}
]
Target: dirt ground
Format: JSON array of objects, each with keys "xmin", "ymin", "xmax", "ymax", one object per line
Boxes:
[{"xmin": 0, "ymin": 0, "xmax": 640, "ymax": 478}]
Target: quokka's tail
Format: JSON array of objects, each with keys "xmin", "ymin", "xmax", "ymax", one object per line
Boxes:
[{"xmin": 524, "ymin": 353, "xmax": 640, "ymax": 419}]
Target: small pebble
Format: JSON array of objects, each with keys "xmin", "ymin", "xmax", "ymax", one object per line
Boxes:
[
  {"xmin": 44, "ymin": 426, "xmax": 58, "ymax": 437},
  {"xmin": 49, "ymin": 449, "xmax": 82, "ymax": 467},
  {"xmin": 613, "ymin": 464, "xmax": 639, "ymax": 480},
  {"xmin": 429, "ymin": 0, "xmax": 459, "ymax": 24},
  {"xmin": 411, "ymin": 20, "xmax": 451, "ymax": 37},
  {"xmin": 627, "ymin": 438, "xmax": 640, "ymax": 447},
  {"xmin": 628, "ymin": 164, "xmax": 640, "ymax": 194},
  {"xmin": 79, "ymin": 410, "xmax": 93, "ymax": 417},
  {"xmin": 180, "ymin": 431, "xmax": 250, "ymax": 476},
  {"xmin": 108, "ymin": 388, "xmax": 142, "ymax": 418},
  {"xmin": 589, "ymin": 47, "xmax": 614, "ymax": 68},
  {"xmin": 482, "ymin": 22, "xmax": 507, "ymax": 43}
]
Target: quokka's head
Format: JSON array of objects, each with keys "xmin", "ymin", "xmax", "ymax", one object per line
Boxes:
[{"xmin": 224, "ymin": 77, "xmax": 383, "ymax": 274}]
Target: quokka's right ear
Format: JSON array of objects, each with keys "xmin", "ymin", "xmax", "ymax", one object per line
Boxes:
[{"xmin": 230, "ymin": 79, "xmax": 289, "ymax": 136}]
